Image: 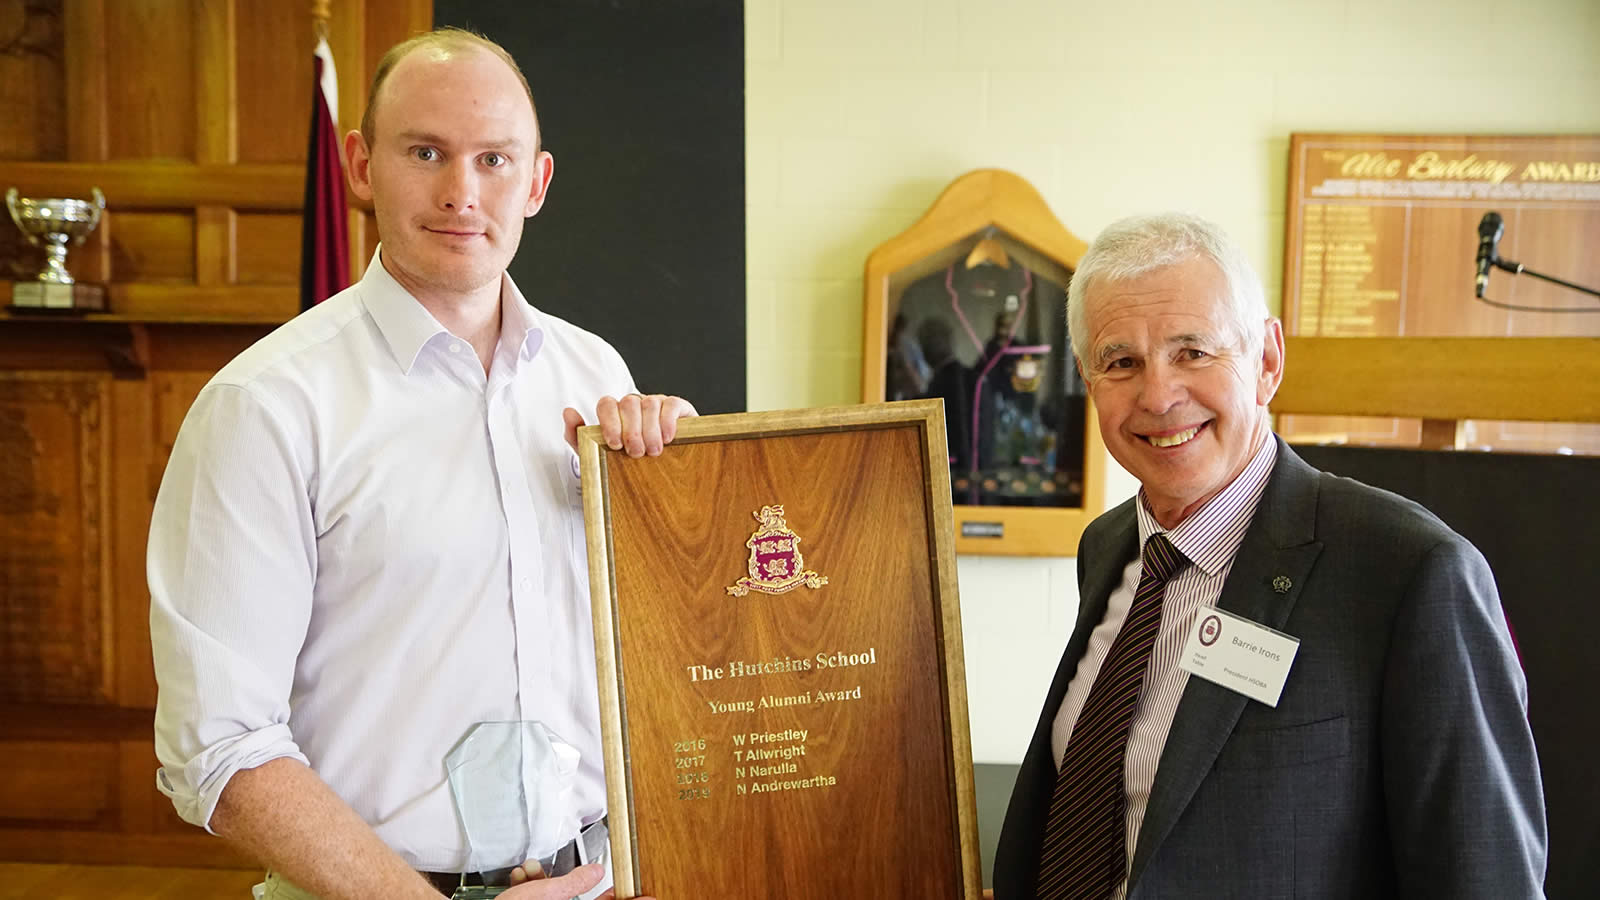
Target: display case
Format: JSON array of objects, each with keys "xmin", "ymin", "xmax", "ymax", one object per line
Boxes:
[{"xmin": 861, "ymin": 169, "xmax": 1103, "ymax": 556}]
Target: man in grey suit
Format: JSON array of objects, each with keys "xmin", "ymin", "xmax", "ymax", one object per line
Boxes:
[{"xmin": 992, "ymin": 213, "xmax": 1546, "ymax": 899}]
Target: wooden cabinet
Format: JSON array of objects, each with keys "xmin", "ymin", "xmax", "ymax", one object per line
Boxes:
[{"xmin": 0, "ymin": 0, "xmax": 430, "ymax": 867}]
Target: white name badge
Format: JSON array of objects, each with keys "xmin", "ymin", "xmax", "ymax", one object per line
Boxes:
[{"xmin": 1178, "ymin": 607, "xmax": 1300, "ymax": 707}]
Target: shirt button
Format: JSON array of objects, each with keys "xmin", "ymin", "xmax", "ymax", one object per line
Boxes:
[
  {"xmin": 449, "ymin": 342, "xmax": 462, "ymax": 354},
  {"xmin": 521, "ymin": 577, "xmax": 532, "ymax": 590}
]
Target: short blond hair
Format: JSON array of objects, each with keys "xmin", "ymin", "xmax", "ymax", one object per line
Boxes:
[{"xmin": 360, "ymin": 27, "xmax": 540, "ymax": 148}]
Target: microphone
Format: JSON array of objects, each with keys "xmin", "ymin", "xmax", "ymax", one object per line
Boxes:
[{"xmin": 1475, "ymin": 211, "xmax": 1504, "ymax": 298}]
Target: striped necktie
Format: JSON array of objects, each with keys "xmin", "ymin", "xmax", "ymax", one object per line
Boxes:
[{"xmin": 1036, "ymin": 533, "xmax": 1188, "ymax": 900}]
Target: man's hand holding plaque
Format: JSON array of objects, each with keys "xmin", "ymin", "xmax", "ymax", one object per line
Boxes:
[{"xmin": 564, "ymin": 394, "xmax": 699, "ymax": 458}]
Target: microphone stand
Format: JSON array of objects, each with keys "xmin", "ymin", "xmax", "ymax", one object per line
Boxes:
[{"xmin": 1487, "ymin": 256, "xmax": 1600, "ymax": 299}]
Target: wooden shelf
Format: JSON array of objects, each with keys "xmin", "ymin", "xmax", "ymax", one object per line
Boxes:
[
  {"xmin": 0, "ymin": 308, "xmax": 287, "ymax": 326},
  {"xmin": 2, "ymin": 282, "xmax": 297, "ymax": 325}
]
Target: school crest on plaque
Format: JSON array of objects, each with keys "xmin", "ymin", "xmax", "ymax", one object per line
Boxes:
[{"xmin": 726, "ymin": 505, "xmax": 829, "ymax": 596}]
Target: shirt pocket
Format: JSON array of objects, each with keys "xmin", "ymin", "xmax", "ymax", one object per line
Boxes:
[{"xmin": 1215, "ymin": 713, "xmax": 1350, "ymax": 771}]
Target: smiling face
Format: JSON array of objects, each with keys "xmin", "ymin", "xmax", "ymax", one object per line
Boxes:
[
  {"xmin": 1080, "ymin": 255, "xmax": 1285, "ymax": 528},
  {"xmin": 343, "ymin": 45, "xmax": 553, "ymax": 303}
]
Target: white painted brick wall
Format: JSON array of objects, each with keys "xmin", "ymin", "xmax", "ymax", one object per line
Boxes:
[{"xmin": 745, "ymin": 0, "xmax": 1600, "ymax": 764}]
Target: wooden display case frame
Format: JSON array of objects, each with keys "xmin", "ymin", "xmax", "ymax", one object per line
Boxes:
[{"xmin": 860, "ymin": 169, "xmax": 1103, "ymax": 557}]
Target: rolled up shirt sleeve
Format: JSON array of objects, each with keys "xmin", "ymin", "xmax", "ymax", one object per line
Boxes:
[{"xmin": 149, "ymin": 381, "xmax": 316, "ymax": 831}]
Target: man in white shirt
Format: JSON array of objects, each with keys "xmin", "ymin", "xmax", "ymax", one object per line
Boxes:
[{"xmin": 149, "ymin": 28, "xmax": 681, "ymax": 900}]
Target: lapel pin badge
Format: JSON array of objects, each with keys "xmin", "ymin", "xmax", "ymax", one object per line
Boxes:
[{"xmin": 1271, "ymin": 575, "xmax": 1292, "ymax": 594}]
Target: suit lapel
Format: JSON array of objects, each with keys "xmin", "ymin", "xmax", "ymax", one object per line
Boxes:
[{"xmin": 1127, "ymin": 440, "xmax": 1326, "ymax": 890}]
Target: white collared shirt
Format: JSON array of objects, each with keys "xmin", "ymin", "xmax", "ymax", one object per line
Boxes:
[
  {"xmin": 149, "ymin": 251, "xmax": 636, "ymax": 870},
  {"xmin": 1051, "ymin": 435, "xmax": 1277, "ymax": 899}
]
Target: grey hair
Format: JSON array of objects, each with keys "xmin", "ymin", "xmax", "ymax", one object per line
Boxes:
[{"xmin": 1066, "ymin": 212, "xmax": 1267, "ymax": 374}]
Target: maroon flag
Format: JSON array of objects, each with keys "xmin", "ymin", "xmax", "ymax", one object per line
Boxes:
[{"xmin": 301, "ymin": 36, "xmax": 350, "ymax": 311}]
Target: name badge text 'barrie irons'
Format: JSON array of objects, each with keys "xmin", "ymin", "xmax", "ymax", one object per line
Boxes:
[
  {"xmin": 1178, "ymin": 607, "xmax": 1300, "ymax": 707},
  {"xmin": 726, "ymin": 505, "xmax": 829, "ymax": 596}
]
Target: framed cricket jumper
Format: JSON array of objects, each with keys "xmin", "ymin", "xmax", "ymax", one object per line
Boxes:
[{"xmin": 861, "ymin": 168, "xmax": 1104, "ymax": 556}]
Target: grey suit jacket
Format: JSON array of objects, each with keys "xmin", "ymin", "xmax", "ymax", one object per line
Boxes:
[{"xmin": 993, "ymin": 438, "xmax": 1547, "ymax": 899}]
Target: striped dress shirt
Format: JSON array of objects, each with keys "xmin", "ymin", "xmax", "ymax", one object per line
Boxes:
[{"xmin": 1050, "ymin": 435, "xmax": 1277, "ymax": 899}]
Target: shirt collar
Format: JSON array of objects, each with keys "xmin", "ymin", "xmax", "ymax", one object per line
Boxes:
[
  {"xmin": 496, "ymin": 271, "xmax": 546, "ymax": 364},
  {"xmin": 1135, "ymin": 432, "xmax": 1278, "ymax": 577},
  {"xmin": 359, "ymin": 246, "xmax": 545, "ymax": 375}
]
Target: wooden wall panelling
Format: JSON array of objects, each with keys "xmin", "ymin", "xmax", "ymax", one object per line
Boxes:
[
  {"xmin": 144, "ymin": 325, "xmax": 273, "ymax": 373},
  {"xmin": 0, "ymin": 740, "xmax": 118, "ymax": 825},
  {"xmin": 116, "ymin": 739, "xmax": 158, "ymax": 834},
  {"xmin": 0, "ymin": 372, "xmax": 114, "ymax": 706},
  {"xmin": 339, "ymin": 0, "xmax": 371, "ymax": 275},
  {"xmin": 0, "ymin": 828, "xmax": 253, "ymax": 868},
  {"xmin": 103, "ymin": 0, "xmax": 194, "ymax": 161},
  {"xmin": 236, "ymin": 0, "xmax": 313, "ymax": 166},
  {"xmin": 195, "ymin": 0, "xmax": 239, "ymax": 292},
  {"xmin": 195, "ymin": 0, "xmax": 238, "ymax": 166},
  {"xmin": 235, "ymin": 212, "xmax": 302, "ymax": 285},
  {"xmin": 196, "ymin": 207, "xmax": 239, "ymax": 286},
  {"xmin": 111, "ymin": 377, "xmax": 156, "ymax": 708},
  {"xmin": 0, "ymin": 862, "xmax": 263, "ymax": 893},
  {"xmin": 106, "ymin": 211, "xmax": 197, "ymax": 283},
  {"xmin": 64, "ymin": 0, "xmax": 108, "ymax": 161},
  {"xmin": 0, "ymin": 0, "xmax": 67, "ymax": 160},
  {"xmin": 0, "ymin": 320, "xmax": 129, "ymax": 370}
]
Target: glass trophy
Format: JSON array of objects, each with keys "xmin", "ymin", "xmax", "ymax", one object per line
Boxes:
[{"xmin": 444, "ymin": 721, "xmax": 597, "ymax": 899}]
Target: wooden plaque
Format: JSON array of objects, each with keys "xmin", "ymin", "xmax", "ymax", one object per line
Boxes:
[
  {"xmin": 579, "ymin": 400, "xmax": 981, "ymax": 899},
  {"xmin": 1280, "ymin": 133, "xmax": 1600, "ymax": 453}
]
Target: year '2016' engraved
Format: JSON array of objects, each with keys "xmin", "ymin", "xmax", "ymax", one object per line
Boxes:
[{"xmin": 667, "ymin": 735, "xmax": 713, "ymax": 800}]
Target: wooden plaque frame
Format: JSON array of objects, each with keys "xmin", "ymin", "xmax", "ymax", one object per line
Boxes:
[{"xmin": 579, "ymin": 400, "xmax": 981, "ymax": 899}]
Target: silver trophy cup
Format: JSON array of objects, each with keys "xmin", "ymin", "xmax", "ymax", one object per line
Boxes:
[
  {"xmin": 6, "ymin": 187, "xmax": 107, "ymax": 310},
  {"xmin": 6, "ymin": 186, "xmax": 105, "ymax": 285}
]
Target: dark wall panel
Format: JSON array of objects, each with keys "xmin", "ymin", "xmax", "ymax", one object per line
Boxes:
[
  {"xmin": 435, "ymin": 0, "xmax": 745, "ymax": 413},
  {"xmin": 1294, "ymin": 445, "xmax": 1599, "ymax": 900}
]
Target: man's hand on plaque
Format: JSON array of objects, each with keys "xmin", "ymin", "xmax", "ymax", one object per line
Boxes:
[
  {"xmin": 563, "ymin": 394, "xmax": 697, "ymax": 458},
  {"xmin": 505, "ymin": 859, "xmax": 658, "ymax": 899}
]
